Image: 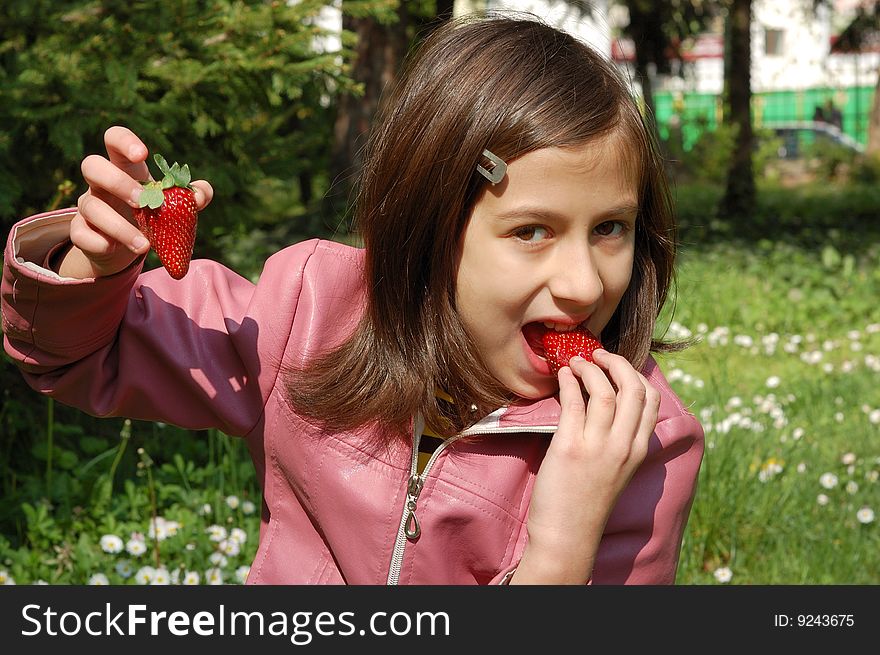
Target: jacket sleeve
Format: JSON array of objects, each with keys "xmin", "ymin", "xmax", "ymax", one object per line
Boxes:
[{"xmin": 2, "ymin": 209, "xmax": 319, "ymax": 437}]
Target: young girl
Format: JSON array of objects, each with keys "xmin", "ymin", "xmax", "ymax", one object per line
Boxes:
[{"xmin": 2, "ymin": 15, "xmax": 703, "ymax": 584}]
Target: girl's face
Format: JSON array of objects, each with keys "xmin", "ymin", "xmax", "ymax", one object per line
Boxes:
[{"xmin": 455, "ymin": 139, "xmax": 639, "ymax": 400}]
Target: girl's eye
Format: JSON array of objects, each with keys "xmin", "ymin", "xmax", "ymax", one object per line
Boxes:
[
  {"xmin": 512, "ymin": 225, "xmax": 550, "ymax": 243},
  {"xmin": 594, "ymin": 220, "xmax": 628, "ymax": 237}
]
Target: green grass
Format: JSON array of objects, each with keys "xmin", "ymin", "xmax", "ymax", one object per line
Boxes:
[{"xmin": 658, "ymin": 188, "xmax": 880, "ymax": 584}]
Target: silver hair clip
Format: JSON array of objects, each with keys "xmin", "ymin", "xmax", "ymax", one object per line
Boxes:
[{"xmin": 477, "ymin": 149, "xmax": 507, "ymax": 184}]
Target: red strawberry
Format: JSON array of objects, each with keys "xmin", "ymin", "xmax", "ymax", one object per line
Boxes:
[
  {"xmin": 133, "ymin": 154, "xmax": 198, "ymax": 280},
  {"xmin": 542, "ymin": 328, "xmax": 603, "ymax": 375}
]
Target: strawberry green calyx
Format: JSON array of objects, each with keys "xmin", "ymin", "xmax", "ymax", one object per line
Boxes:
[{"xmin": 138, "ymin": 153, "xmax": 195, "ymax": 209}]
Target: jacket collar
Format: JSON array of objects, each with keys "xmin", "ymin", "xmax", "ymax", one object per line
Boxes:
[{"xmin": 461, "ymin": 395, "xmax": 561, "ymax": 436}]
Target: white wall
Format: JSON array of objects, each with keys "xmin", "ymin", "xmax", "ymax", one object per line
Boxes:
[
  {"xmin": 484, "ymin": 0, "xmax": 612, "ymax": 55},
  {"xmin": 657, "ymin": 0, "xmax": 879, "ymax": 94}
]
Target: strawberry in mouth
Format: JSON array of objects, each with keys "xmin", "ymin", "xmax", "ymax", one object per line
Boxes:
[{"xmin": 523, "ymin": 322, "xmax": 603, "ymax": 375}]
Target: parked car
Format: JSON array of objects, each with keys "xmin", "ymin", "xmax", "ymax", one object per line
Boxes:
[{"xmin": 764, "ymin": 120, "xmax": 865, "ymax": 160}]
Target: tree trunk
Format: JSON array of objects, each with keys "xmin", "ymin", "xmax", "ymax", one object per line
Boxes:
[
  {"xmin": 719, "ymin": 0, "xmax": 755, "ymax": 220},
  {"xmin": 634, "ymin": 56, "xmax": 658, "ymax": 144},
  {"xmin": 325, "ymin": 3, "xmax": 412, "ymax": 229},
  {"xmin": 866, "ymin": 73, "xmax": 880, "ymax": 154},
  {"xmin": 624, "ymin": 1, "xmax": 661, "ymax": 146}
]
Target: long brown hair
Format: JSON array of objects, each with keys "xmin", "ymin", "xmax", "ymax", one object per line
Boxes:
[{"xmin": 285, "ymin": 14, "xmax": 681, "ymax": 439}]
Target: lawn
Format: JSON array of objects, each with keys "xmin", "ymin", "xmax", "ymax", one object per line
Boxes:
[{"xmin": 662, "ymin": 183, "xmax": 880, "ymax": 584}]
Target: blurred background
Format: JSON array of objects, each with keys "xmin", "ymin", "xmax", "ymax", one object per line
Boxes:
[{"xmin": 1, "ymin": 0, "xmax": 877, "ymax": 585}]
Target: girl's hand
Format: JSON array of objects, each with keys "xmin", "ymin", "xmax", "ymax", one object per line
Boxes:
[
  {"xmin": 59, "ymin": 126, "xmax": 213, "ymax": 279},
  {"xmin": 512, "ymin": 348, "xmax": 660, "ymax": 584}
]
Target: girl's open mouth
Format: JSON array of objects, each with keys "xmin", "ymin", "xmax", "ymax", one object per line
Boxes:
[{"xmin": 522, "ymin": 322, "xmax": 548, "ymax": 359}]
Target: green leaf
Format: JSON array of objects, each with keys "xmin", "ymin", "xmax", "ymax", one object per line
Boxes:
[
  {"xmin": 154, "ymin": 154, "xmax": 171, "ymax": 176},
  {"xmin": 177, "ymin": 164, "xmax": 192, "ymax": 187},
  {"xmin": 139, "ymin": 186, "xmax": 165, "ymax": 209}
]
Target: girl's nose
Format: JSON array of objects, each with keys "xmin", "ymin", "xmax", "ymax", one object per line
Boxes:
[{"xmin": 547, "ymin": 245, "xmax": 603, "ymax": 307}]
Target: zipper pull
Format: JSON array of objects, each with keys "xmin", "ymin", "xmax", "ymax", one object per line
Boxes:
[{"xmin": 404, "ymin": 474, "xmax": 424, "ymax": 540}]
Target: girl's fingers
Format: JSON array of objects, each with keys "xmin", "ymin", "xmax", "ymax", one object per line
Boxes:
[
  {"xmin": 76, "ymin": 193, "xmax": 149, "ymax": 254},
  {"xmin": 191, "ymin": 180, "xmax": 214, "ymax": 210},
  {"xmin": 555, "ymin": 366, "xmax": 587, "ymax": 440},
  {"xmin": 632, "ymin": 370, "xmax": 661, "ymax": 456},
  {"xmin": 567, "ymin": 355, "xmax": 617, "ymax": 434},
  {"xmin": 103, "ymin": 126, "xmax": 150, "ymax": 180},
  {"xmin": 83, "ymin": 156, "xmax": 213, "ymax": 215},
  {"xmin": 81, "ymin": 155, "xmax": 145, "ymax": 210},
  {"xmin": 590, "ymin": 349, "xmax": 649, "ymax": 438}
]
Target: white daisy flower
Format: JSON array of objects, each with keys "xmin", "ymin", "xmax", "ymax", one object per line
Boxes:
[
  {"xmin": 135, "ymin": 566, "xmax": 156, "ymax": 585},
  {"xmin": 88, "ymin": 573, "xmax": 110, "ymax": 586},
  {"xmin": 765, "ymin": 376, "xmax": 780, "ymax": 389},
  {"xmin": 209, "ymin": 552, "xmax": 228, "ymax": 568},
  {"xmin": 856, "ymin": 507, "xmax": 875, "ymax": 524},
  {"xmin": 241, "ymin": 500, "xmax": 256, "ymax": 515},
  {"xmin": 199, "ymin": 503, "xmax": 213, "ymax": 516},
  {"xmin": 220, "ymin": 539, "xmax": 240, "ymax": 557},
  {"xmin": 183, "ymin": 571, "xmax": 200, "ymax": 585},
  {"xmin": 817, "ymin": 494, "xmax": 829, "ymax": 506},
  {"xmin": 846, "ymin": 481, "xmax": 859, "ymax": 495},
  {"xmin": 151, "ymin": 568, "xmax": 170, "ymax": 585},
  {"xmin": 713, "ymin": 567, "xmax": 732, "ymax": 583},
  {"xmin": 126, "ymin": 539, "xmax": 147, "ymax": 557},
  {"xmin": 100, "ymin": 535, "xmax": 124, "ymax": 554},
  {"xmin": 115, "ymin": 560, "xmax": 134, "ymax": 578},
  {"xmin": 206, "ymin": 525, "xmax": 227, "ymax": 542},
  {"xmin": 150, "ymin": 522, "xmax": 168, "ymax": 542},
  {"xmin": 819, "ymin": 473, "xmax": 839, "ymax": 489},
  {"xmin": 235, "ymin": 566, "xmax": 250, "ymax": 584},
  {"xmin": 225, "ymin": 495, "xmax": 240, "ymax": 510},
  {"xmin": 205, "ymin": 568, "xmax": 224, "ymax": 585},
  {"xmin": 841, "ymin": 452, "xmax": 857, "ymax": 466},
  {"xmin": 230, "ymin": 528, "xmax": 247, "ymax": 544},
  {"xmin": 0, "ymin": 570, "xmax": 14, "ymax": 585}
]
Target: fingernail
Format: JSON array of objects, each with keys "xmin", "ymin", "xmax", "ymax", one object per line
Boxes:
[
  {"xmin": 130, "ymin": 188, "xmax": 142, "ymax": 207},
  {"xmin": 132, "ymin": 235, "xmax": 149, "ymax": 251},
  {"xmin": 569, "ymin": 356, "xmax": 585, "ymax": 365},
  {"xmin": 592, "ymin": 348, "xmax": 608, "ymax": 357}
]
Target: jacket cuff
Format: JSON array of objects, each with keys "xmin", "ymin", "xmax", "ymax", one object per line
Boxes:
[
  {"xmin": 2, "ymin": 209, "xmax": 144, "ymax": 360},
  {"xmin": 10, "ymin": 209, "xmax": 81, "ymax": 281}
]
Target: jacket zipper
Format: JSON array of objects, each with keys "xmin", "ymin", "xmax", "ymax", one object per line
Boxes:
[{"xmin": 385, "ymin": 416, "xmax": 557, "ymax": 585}]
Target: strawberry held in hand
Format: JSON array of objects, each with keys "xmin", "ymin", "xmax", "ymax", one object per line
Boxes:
[
  {"xmin": 133, "ymin": 154, "xmax": 198, "ymax": 280},
  {"xmin": 542, "ymin": 328, "xmax": 603, "ymax": 375}
]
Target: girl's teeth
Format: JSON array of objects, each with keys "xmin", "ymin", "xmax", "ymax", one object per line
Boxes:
[{"xmin": 542, "ymin": 321, "xmax": 577, "ymax": 332}]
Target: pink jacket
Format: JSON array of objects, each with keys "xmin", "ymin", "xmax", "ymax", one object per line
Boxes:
[{"xmin": 3, "ymin": 209, "xmax": 705, "ymax": 585}]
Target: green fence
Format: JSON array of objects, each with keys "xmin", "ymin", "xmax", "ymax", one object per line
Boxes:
[{"xmin": 655, "ymin": 86, "xmax": 875, "ymax": 150}]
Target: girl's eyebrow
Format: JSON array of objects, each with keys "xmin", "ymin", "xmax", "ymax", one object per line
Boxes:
[{"xmin": 494, "ymin": 204, "xmax": 640, "ymax": 223}]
